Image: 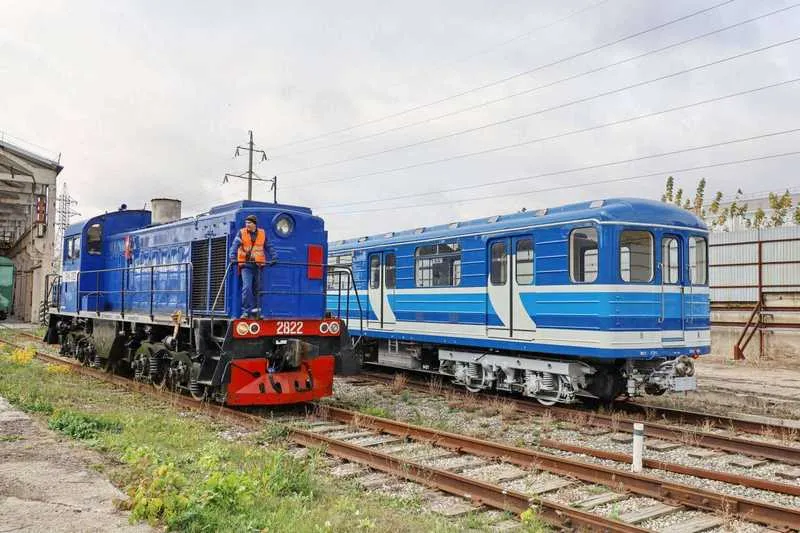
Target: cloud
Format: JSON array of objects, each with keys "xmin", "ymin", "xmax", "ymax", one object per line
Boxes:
[{"xmin": 1, "ymin": 0, "xmax": 798, "ymax": 240}]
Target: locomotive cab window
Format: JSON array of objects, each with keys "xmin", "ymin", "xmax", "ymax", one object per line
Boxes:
[
  {"xmin": 490, "ymin": 242, "xmax": 507, "ymax": 285},
  {"xmin": 516, "ymin": 238, "xmax": 534, "ymax": 285},
  {"xmin": 570, "ymin": 227, "xmax": 598, "ymax": 283},
  {"xmin": 415, "ymin": 242, "xmax": 461, "ymax": 287},
  {"xmin": 689, "ymin": 236, "xmax": 708, "ymax": 285},
  {"xmin": 619, "ymin": 230, "xmax": 653, "ymax": 282},
  {"xmin": 385, "ymin": 253, "xmax": 396, "ymax": 289},
  {"xmin": 369, "ymin": 255, "xmax": 380, "ymax": 289},
  {"xmin": 86, "ymin": 223, "xmax": 102, "ymax": 255},
  {"xmin": 662, "ymin": 237, "xmax": 679, "ymax": 284}
]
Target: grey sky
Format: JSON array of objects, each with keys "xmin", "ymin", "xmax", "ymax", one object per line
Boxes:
[{"xmin": 2, "ymin": 0, "xmax": 799, "ymax": 240}]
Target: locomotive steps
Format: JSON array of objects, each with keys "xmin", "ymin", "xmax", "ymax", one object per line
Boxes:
[{"xmin": 4, "ymin": 332, "xmax": 800, "ymax": 532}]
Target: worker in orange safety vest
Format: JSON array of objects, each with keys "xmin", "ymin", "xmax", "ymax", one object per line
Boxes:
[{"xmin": 229, "ymin": 214, "xmax": 275, "ymax": 317}]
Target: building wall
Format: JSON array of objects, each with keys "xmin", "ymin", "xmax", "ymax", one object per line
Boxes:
[{"xmin": 710, "ymin": 226, "xmax": 800, "ymax": 360}]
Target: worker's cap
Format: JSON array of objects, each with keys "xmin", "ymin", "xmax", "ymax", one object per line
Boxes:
[{"xmin": 245, "ymin": 215, "xmax": 258, "ymax": 224}]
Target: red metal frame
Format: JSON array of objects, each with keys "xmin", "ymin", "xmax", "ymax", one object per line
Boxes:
[
  {"xmin": 226, "ymin": 355, "xmax": 335, "ymax": 406},
  {"xmin": 232, "ymin": 318, "xmax": 341, "ymax": 338}
]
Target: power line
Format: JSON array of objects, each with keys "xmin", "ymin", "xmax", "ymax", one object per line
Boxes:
[
  {"xmin": 322, "ymin": 151, "xmax": 800, "ymax": 215},
  {"xmin": 265, "ymin": 0, "xmax": 736, "ymax": 152},
  {"xmin": 273, "ymin": 3, "xmax": 799, "ymax": 161},
  {"xmin": 277, "ymin": 35, "xmax": 800, "ymax": 176},
  {"xmin": 380, "ymin": 0, "xmax": 613, "ymax": 94},
  {"xmin": 318, "ymin": 128, "xmax": 800, "ymax": 209},
  {"xmin": 284, "ymin": 77, "xmax": 800, "ymax": 189}
]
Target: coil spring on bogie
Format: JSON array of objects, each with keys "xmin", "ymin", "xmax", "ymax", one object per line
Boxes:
[
  {"xmin": 540, "ymin": 372, "xmax": 556, "ymax": 391},
  {"xmin": 149, "ymin": 354, "xmax": 161, "ymax": 378},
  {"xmin": 188, "ymin": 378, "xmax": 202, "ymax": 396},
  {"xmin": 467, "ymin": 362, "xmax": 482, "ymax": 381}
]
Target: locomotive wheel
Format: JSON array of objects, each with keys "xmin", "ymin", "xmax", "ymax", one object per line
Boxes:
[
  {"xmin": 151, "ymin": 352, "xmax": 170, "ymax": 391},
  {"xmin": 536, "ymin": 396, "xmax": 558, "ymax": 406}
]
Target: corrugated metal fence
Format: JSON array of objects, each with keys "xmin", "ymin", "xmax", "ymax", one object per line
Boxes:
[{"xmin": 710, "ymin": 226, "xmax": 800, "ymax": 359}]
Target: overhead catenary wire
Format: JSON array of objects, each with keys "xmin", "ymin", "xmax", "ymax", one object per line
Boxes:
[
  {"xmin": 318, "ymin": 128, "xmax": 800, "ymax": 209},
  {"xmin": 321, "ymin": 151, "xmax": 800, "ymax": 216},
  {"xmin": 283, "ymin": 77, "xmax": 800, "ymax": 190},
  {"xmin": 379, "ymin": 0, "xmax": 613, "ymax": 94},
  {"xmin": 272, "ymin": 2, "xmax": 799, "ymax": 161},
  {"xmin": 277, "ymin": 35, "xmax": 800, "ymax": 177},
  {"xmin": 265, "ymin": 0, "xmax": 737, "ymax": 152}
]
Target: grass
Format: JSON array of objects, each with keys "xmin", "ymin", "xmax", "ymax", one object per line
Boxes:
[{"xmin": 0, "ymin": 345, "xmax": 499, "ymax": 532}]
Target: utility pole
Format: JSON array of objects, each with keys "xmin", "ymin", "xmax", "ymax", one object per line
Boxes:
[
  {"xmin": 54, "ymin": 183, "xmax": 79, "ymax": 270},
  {"xmin": 223, "ymin": 130, "xmax": 269, "ymax": 201}
]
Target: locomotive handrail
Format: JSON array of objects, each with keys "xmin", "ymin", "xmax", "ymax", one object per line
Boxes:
[
  {"xmin": 326, "ymin": 265, "xmax": 364, "ymax": 342},
  {"xmin": 75, "ymin": 262, "xmax": 192, "ymax": 322}
]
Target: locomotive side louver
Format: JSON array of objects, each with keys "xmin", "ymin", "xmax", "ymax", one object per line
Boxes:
[
  {"xmin": 191, "ymin": 239, "xmax": 209, "ymax": 311},
  {"xmin": 209, "ymin": 236, "xmax": 227, "ymax": 311}
]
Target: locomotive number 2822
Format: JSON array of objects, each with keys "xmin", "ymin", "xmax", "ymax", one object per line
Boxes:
[{"xmin": 276, "ymin": 321, "xmax": 304, "ymax": 335}]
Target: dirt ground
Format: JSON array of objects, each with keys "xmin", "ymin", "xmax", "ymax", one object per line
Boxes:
[
  {"xmin": 643, "ymin": 355, "xmax": 800, "ymax": 421},
  {"xmin": 0, "ymin": 396, "xmax": 151, "ymax": 533}
]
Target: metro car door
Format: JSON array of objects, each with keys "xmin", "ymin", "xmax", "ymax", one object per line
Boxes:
[
  {"xmin": 486, "ymin": 238, "xmax": 512, "ymax": 338},
  {"xmin": 366, "ymin": 252, "xmax": 396, "ymax": 330},
  {"xmin": 660, "ymin": 234, "xmax": 685, "ymax": 345}
]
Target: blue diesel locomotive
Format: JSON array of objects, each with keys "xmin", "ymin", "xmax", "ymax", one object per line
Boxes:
[
  {"xmin": 45, "ymin": 199, "xmax": 354, "ymax": 406},
  {"xmin": 327, "ymin": 198, "xmax": 709, "ymax": 404}
]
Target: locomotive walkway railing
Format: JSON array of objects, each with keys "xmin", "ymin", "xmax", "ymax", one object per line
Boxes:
[{"xmin": 68, "ymin": 262, "xmax": 192, "ymax": 322}]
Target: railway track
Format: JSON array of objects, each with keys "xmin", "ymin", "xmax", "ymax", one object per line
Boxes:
[
  {"xmin": 361, "ymin": 364, "xmax": 800, "ymax": 438},
  {"xmin": 3, "ymin": 332, "xmax": 800, "ymax": 531},
  {"xmin": 357, "ymin": 369, "xmax": 800, "ymax": 465}
]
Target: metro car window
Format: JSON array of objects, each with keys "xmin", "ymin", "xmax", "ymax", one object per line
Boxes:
[
  {"xmin": 662, "ymin": 237, "xmax": 679, "ymax": 284},
  {"xmin": 619, "ymin": 230, "xmax": 653, "ymax": 282},
  {"xmin": 490, "ymin": 242, "xmax": 507, "ymax": 285},
  {"xmin": 570, "ymin": 227, "xmax": 598, "ymax": 283},
  {"xmin": 516, "ymin": 239, "xmax": 534, "ymax": 285},
  {"xmin": 369, "ymin": 255, "xmax": 380, "ymax": 289},
  {"xmin": 87, "ymin": 223, "xmax": 102, "ymax": 255},
  {"xmin": 385, "ymin": 253, "xmax": 396, "ymax": 289},
  {"xmin": 689, "ymin": 236, "xmax": 708, "ymax": 285},
  {"xmin": 415, "ymin": 242, "xmax": 461, "ymax": 287}
]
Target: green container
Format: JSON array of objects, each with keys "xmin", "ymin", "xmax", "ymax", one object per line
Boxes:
[{"xmin": 0, "ymin": 256, "xmax": 13, "ymax": 320}]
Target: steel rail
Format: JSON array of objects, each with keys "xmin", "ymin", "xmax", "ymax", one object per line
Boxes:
[
  {"xmin": 360, "ymin": 365, "xmax": 800, "ymax": 436},
  {"xmin": 0, "ymin": 337, "xmax": 644, "ymax": 533},
  {"xmin": 538, "ymin": 438, "xmax": 800, "ymax": 498},
  {"xmin": 324, "ymin": 406, "xmax": 800, "ymax": 531},
  {"xmin": 359, "ymin": 370, "xmax": 800, "ymax": 464},
  {"xmin": 616, "ymin": 401, "xmax": 800, "ymax": 434}
]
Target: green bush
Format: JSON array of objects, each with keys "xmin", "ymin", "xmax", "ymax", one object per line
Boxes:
[{"xmin": 48, "ymin": 410, "xmax": 122, "ymax": 440}]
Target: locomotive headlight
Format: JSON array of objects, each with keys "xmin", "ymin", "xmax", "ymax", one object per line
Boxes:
[
  {"xmin": 235, "ymin": 322, "xmax": 250, "ymax": 336},
  {"xmin": 274, "ymin": 214, "xmax": 294, "ymax": 237}
]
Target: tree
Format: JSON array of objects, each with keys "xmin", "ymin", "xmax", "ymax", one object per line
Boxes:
[
  {"xmin": 661, "ymin": 176, "xmax": 675, "ymax": 203},
  {"xmin": 674, "ymin": 188, "xmax": 683, "ymax": 207},
  {"xmin": 794, "ymin": 206, "xmax": 800, "ymax": 226},
  {"xmin": 693, "ymin": 178, "xmax": 706, "ymax": 217},
  {"xmin": 768, "ymin": 190, "xmax": 793, "ymax": 227},
  {"xmin": 752, "ymin": 207, "xmax": 766, "ymax": 229}
]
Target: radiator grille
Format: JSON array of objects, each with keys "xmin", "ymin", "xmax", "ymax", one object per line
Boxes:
[
  {"xmin": 209, "ymin": 237, "xmax": 227, "ymax": 311},
  {"xmin": 191, "ymin": 240, "xmax": 209, "ymax": 311}
]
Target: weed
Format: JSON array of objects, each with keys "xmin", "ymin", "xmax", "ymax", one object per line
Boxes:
[
  {"xmin": 608, "ymin": 503, "xmax": 621, "ymax": 521},
  {"xmin": 7, "ymin": 347, "xmax": 35, "ymax": 365},
  {"xmin": 360, "ymin": 406, "xmax": 389, "ymax": 419},
  {"xmin": 390, "ymin": 373, "xmax": 407, "ymax": 394},
  {"xmin": 46, "ymin": 363, "xmax": 72, "ymax": 374},
  {"xmin": 520, "ymin": 505, "xmax": 548, "ymax": 532},
  {"xmin": 48, "ymin": 410, "xmax": 122, "ymax": 440},
  {"xmin": 428, "ymin": 377, "xmax": 443, "ymax": 396},
  {"xmin": 539, "ymin": 411, "xmax": 554, "ymax": 434},
  {"xmin": 780, "ymin": 427, "xmax": 799, "ymax": 444},
  {"xmin": 0, "ymin": 434, "xmax": 22, "ymax": 442},
  {"xmin": 400, "ymin": 390, "xmax": 412, "ymax": 403}
]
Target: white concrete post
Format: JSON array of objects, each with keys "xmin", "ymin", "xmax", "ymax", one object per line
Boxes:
[{"xmin": 632, "ymin": 422, "xmax": 644, "ymax": 473}]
